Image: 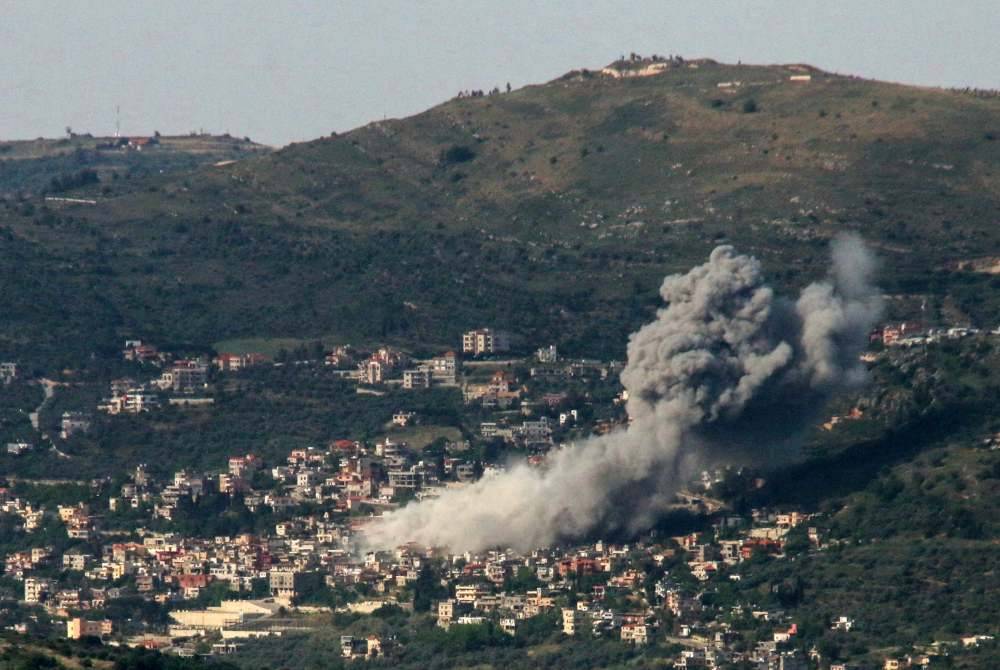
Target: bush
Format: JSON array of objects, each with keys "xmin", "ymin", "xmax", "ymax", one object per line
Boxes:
[
  {"xmin": 742, "ymin": 99, "xmax": 759, "ymax": 114},
  {"xmin": 439, "ymin": 145, "xmax": 476, "ymax": 166}
]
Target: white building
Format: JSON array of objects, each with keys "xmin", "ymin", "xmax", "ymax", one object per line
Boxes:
[
  {"xmin": 402, "ymin": 368, "xmax": 432, "ymax": 390},
  {"xmin": 462, "ymin": 328, "xmax": 510, "ymax": 356}
]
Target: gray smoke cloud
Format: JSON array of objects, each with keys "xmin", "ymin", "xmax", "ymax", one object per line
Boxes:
[{"xmin": 363, "ymin": 235, "xmax": 882, "ymax": 553}]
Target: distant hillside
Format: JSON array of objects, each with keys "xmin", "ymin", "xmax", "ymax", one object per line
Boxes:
[
  {"xmin": 0, "ymin": 133, "xmax": 269, "ymax": 197},
  {"xmin": 2, "ymin": 57, "xmax": 1000, "ymax": 368}
]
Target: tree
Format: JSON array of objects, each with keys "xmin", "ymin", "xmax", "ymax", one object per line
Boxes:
[{"xmin": 412, "ymin": 563, "xmax": 446, "ymax": 612}]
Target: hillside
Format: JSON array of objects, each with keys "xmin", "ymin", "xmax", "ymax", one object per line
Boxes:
[
  {"xmin": 2, "ymin": 57, "xmax": 1000, "ymax": 368},
  {"xmin": 0, "ymin": 133, "xmax": 268, "ymax": 198}
]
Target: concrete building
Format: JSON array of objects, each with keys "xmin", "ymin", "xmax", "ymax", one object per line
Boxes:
[
  {"xmin": 562, "ymin": 607, "xmax": 583, "ymax": 635},
  {"xmin": 429, "ymin": 352, "xmax": 460, "ymax": 384},
  {"xmin": 24, "ymin": 577, "xmax": 52, "ymax": 604},
  {"xmin": 462, "ymin": 329, "xmax": 510, "ymax": 356},
  {"xmin": 268, "ymin": 568, "xmax": 320, "ymax": 603},
  {"xmin": 66, "ymin": 618, "xmax": 112, "ymax": 639},
  {"xmin": 402, "ymin": 367, "xmax": 432, "ymax": 390}
]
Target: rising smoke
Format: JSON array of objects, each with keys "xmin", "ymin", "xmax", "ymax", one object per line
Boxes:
[{"xmin": 364, "ymin": 235, "xmax": 882, "ymax": 553}]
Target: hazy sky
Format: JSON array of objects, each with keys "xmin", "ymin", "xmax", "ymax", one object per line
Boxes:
[{"xmin": 3, "ymin": 1, "xmax": 998, "ymax": 147}]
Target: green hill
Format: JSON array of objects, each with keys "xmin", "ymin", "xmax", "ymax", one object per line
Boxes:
[
  {"xmin": 0, "ymin": 133, "xmax": 269, "ymax": 199},
  {"xmin": 2, "ymin": 57, "xmax": 1000, "ymax": 369}
]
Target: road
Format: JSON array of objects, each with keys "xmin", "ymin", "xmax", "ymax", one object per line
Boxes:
[{"xmin": 27, "ymin": 379, "xmax": 71, "ymax": 458}]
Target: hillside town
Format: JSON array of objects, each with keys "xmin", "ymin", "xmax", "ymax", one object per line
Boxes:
[{"xmin": 1, "ymin": 321, "xmax": 998, "ymax": 669}]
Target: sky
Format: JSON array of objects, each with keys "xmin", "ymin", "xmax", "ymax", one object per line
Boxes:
[{"xmin": 2, "ymin": 1, "xmax": 998, "ymax": 147}]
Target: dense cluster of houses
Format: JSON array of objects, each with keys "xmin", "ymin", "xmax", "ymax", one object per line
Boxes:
[
  {"xmin": 0, "ymin": 442, "xmax": 870, "ymax": 668},
  {"xmin": 3, "ymin": 324, "xmax": 998, "ymax": 666}
]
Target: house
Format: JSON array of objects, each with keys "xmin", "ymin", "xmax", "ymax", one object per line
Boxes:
[
  {"xmin": 60, "ymin": 412, "xmax": 91, "ymax": 440},
  {"xmin": 455, "ymin": 584, "xmax": 491, "ymax": 604},
  {"xmin": 161, "ymin": 360, "xmax": 209, "ymax": 392},
  {"xmin": 621, "ymin": 623, "xmax": 648, "ymax": 645},
  {"xmin": 268, "ymin": 568, "xmax": 320, "ymax": 602},
  {"xmin": 0, "ymin": 362, "xmax": 16, "ymax": 383},
  {"xmin": 429, "ymin": 351, "xmax": 460, "ymax": 384},
  {"xmin": 359, "ymin": 359, "xmax": 383, "ymax": 384},
  {"xmin": 831, "ymin": 615, "xmax": 854, "ymax": 632},
  {"xmin": 100, "ymin": 386, "xmax": 160, "ymax": 414},
  {"xmin": 6, "ymin": 442, "xmax": 32, "ymax": 455},
  {"xmin": 402, "ymin": 368, "xmax": 431, "ymax": 390},
  {"xmin": 24, "ymin": 577, "xmax": 53, "ymax": 603},
  {"xmin": 214, "ymin": 352, "xmax": 268, "ymax": 372},
  {"xmin": 341, "ymin": 635, "xmax": 382, "ymax": 660},
  {"xmin": 462, "ymin": 328, "xmax": 510, "ymax": 356},
  {"xmin": 122, "ymin": 340, "xmax": 161, "ymax": 363},
  {"xmin": 536, "ymin": 345, "xmax": 558, "ymax": 363},
  {"xmin": 66, "ymin": 617, "xmax": 112, "ymax": 639},
  {"xmin": 437, "ymin": 599, "xmax": 455, "ymax": 627},
  {"xmin": 562, "ymin": 607, "xmax": 583, "ymax": 635},
  {"xmin": 392, "ymin": 411, "xmax": 416, "ymax": 427}
]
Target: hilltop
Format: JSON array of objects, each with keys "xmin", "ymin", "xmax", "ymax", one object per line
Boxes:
[
  {"xmin": 0, "ymin": 133, "xmax": 269, "ymax": 197},
  {"xmin": 2, "ymin": 57, "xmax": 1000, "ymax": 368}
]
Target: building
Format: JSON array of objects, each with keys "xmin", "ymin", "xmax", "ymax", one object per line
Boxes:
[
  {"xmin": 0, "ymin": 362, "xmax": 16, "ymax": 383},
  {"xmin": 60, "ymin": 412, "xmax": 91, "ymax": 440},
  {"xmin": 402, "ymin": 368, "xmax": 432, "ymax": 390},
  {"xmin": 455, "ymin": 584, "xmax": 491, "ymax": 604},
  {"xmin": 215, "ymin": 352, "xmax": 268, "ymax": 372},
  {"xmin": 24, "ymin": 577, "xmax": 53, "ymax": 603},
  {"xmin": 341, "ymin": 635, "xmax": 383, "ymax": 660},
  {"xmin": 621, "ymin": 623, "xmax": 648, "ymax": 645},
  {"xmin": 122, "ymin": 340, "xmax": 160, "ymax": 363},
  {"xmin": 387, "ymin": 466, "xmax": 421, "ymax": 489},
  {"xmin": 66, "ymin": 618, "xmax": 112, "ymax": 640},
  {"xmin": 437, "ymin": 599, "xmax": 455, "ymax": 628},
  {"xmin": 462, "ymin": 328, "xmax": 510, "ymax": 356},
  {"xmin": 6, "ymin": 442, "xmax": 31, "ymax": 455},
  {"xmin": 562, "ymin": 607, "xmax": 583, "ymax": 635},
  {"xmin": 392, "ymin": 411, "xmax": 416, "ymax": 427},
  {"xmin": 360, "ymin": 359, "xmax": 386, "ymax": 385},
  {"xmin": 536, "ymin": 345, "xmax": 558, "ymax": 363},
  {"xmin": 268, "ymin": 568, "xmax": 320, "ymax": 603},
  {"xmin": 100, "ymin": 388, "xmax": 160, "ymax": 414},
  {"xmin": 429, "ymin": 351, "xmax": 460, "ymax": 384},
  {"xmin": 167, "ymin": 360, "xmax": 209, "ymax": 392}
]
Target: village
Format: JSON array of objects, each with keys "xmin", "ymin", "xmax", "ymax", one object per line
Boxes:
[{"xmin": 0, "ymin": 322, "xmax": 997, "ymax": 669}]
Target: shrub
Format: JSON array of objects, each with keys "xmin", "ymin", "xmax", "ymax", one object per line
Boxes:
[{"xmin": 439, "ymin": 145, "xmax": 476, "ymax": 166}]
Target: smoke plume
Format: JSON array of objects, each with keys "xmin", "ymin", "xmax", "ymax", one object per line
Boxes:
[{"xmin": 364, "ymin": 235, "xmax": 882, "ymax": 553}]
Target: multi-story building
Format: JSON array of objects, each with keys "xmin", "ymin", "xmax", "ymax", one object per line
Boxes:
[
  {"xmin": 437, "ymin": 599, "xmax": 455, "ymax": 628},
  {"xmin": 167, "ymin": 360, "xmax": 209, "ymax": 392},
  {"xmin": 562, "ymin": 607, "xmax": 583, "ymax": 635},
  {"xmin": 429, "ymin": 351, "xmax": 460, "ymax": 384},
  {"xmin": 462, "ymin": 329, "xmax": 510, "ymax": 356},
  {"xmin": 66, "ymin": 618, "xmax": 112, "ymax": 640},
  {"xmin": 402, "ymin": 368, "xmax": 432, "ymax": 390},
  {"xmin": 24, "ymin": 577, "xmax": 53, "ymax": 604},
  {"xmin": 360, "ymin": 359, "xmax": 386, "ymax": 385}
]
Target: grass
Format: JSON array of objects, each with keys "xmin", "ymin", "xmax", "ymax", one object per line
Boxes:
[{"xmin": 382, "ymin": 424, "xmax": 463, "ymax": 450}]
